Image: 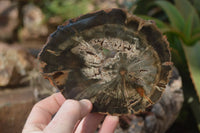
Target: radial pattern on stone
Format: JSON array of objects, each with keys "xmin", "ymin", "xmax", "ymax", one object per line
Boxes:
[{"xmin": 39, "ymin": 9, "xmax": 172, "ymax": 115}]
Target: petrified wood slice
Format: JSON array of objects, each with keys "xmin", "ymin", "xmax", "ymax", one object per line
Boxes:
[
  {"xmin": 39, "ymin": 8, "xmax": 172, "ymax": 115},
  {"xmin": 115, "ymin": 67, "xmax": 183, "ymax": 133}
]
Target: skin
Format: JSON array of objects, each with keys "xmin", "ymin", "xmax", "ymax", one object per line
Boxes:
[{"xmin": 22, "ymin": 92, "xmax": 119, "ymax": 133}]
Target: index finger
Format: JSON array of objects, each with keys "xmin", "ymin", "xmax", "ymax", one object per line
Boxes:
[{"xmin": 23, "ymin": 92, "xmax": 66, "ymax": 131}]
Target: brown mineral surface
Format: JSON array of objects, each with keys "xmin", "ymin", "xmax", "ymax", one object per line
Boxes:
[{"xmin": 39, "ymin": 8, "xmax": 172, "ymax": 115}]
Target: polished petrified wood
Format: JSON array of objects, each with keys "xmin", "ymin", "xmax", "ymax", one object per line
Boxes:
[{"xmin": 39, "ymin": 8, "xmax": 172, "ymax": 115}]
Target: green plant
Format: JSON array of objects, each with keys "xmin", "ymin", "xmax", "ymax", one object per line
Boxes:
[{"xmin": 39, "ymin": 0, "xmax": 91, "ymax": 20}]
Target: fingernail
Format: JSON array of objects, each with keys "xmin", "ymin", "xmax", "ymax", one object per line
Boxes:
[{"xmin": 80, "ymin": 99, "xmax": 92, "ymax": 111}]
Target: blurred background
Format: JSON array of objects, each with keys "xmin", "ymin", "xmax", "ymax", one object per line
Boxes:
[{"xmin": 0, "ymin": 0, "xmax": 199, "ymax": 133}]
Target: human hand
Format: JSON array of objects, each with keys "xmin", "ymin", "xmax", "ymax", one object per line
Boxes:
[{"xmin": 22, "ymin": 93, "xmax": 119, "ymax": 133}]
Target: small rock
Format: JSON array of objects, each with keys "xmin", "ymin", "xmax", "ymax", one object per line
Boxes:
[
  {"xmin": 19, "ymin": 4, "xmax": 48, "ymax": 41},
  {"xmin": 0, "ymin": 42, "xmax": 35, "ymax": 87},
  {"xmin": 0, "ymin": 1, "xmax": 18, "ymax": 41}
]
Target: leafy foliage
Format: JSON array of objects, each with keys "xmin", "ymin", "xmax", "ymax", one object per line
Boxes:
[
  {"xmin": 39, "ymin": 0, "xmax": 91, "ymax": 19},
  {"xmin": 155, "ymin": 0, "xmax": 200, "ymax": 46}
]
